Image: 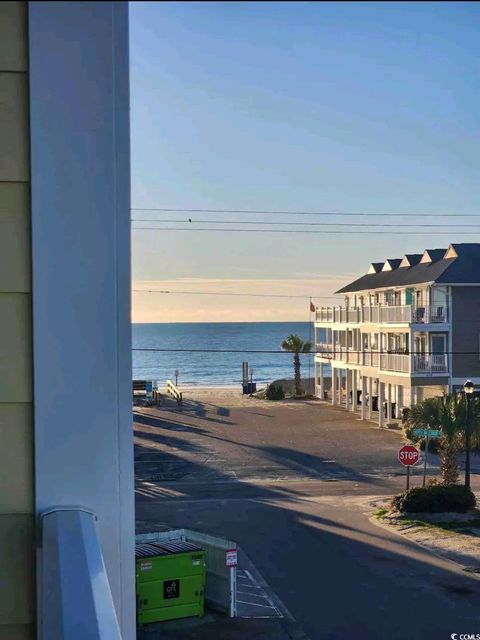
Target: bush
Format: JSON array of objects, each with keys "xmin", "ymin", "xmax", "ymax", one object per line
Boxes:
[
  {"xmin": 392, "ymin": 487, "xmax": 430, "ymax": 513},
  {"xmin": 392, "ymin": 484, "xmax": 476, "ymax": 514},
  {"xmin": 266, "ymin": 383, "xmax": 285, "ymax": 401}
]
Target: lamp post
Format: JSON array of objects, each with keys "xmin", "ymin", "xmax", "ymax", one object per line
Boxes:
[{"xmin": 463, "ymin": 379, "xmax": 474, "ymax": 490}]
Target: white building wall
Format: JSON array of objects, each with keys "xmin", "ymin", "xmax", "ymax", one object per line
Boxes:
[{"xmin": 28, "ymin": 2, "xmax": 135, "ymax": 637}]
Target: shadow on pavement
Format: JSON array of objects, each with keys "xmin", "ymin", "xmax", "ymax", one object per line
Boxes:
[{"xmin": 133, "ymin": 402, "xmax": 480, "ymax": 640}]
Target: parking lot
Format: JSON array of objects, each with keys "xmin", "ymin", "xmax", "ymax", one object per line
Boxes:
[{"xmin": 135, "ymin": 395, "xmax": 480, "ymax": 640}]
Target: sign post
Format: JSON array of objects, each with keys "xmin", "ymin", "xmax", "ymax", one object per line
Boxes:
[
  {"xmin": 174, "ymin": 369, "xmax": 179, "ymax": 387},
  {"xmin": 411, "ymin": 428, "xmax": 441, "ymax": 487},
  {"xmin": 398, "ymin": 444, "xmax": 420, "ymax": 490}
]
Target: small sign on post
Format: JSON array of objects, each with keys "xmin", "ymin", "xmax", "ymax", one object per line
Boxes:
[
  {"xmin": 398, "ymin": 444, "xmax": 420, "ymax": 490},
  {"xmin": 225, "ymin": 549, "xmax": 237, "ymax": 567}
]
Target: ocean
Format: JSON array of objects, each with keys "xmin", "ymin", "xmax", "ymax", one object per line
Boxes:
[{"xmin": 132, "ymin": 322, "xmax": 325, "ymax": 387}]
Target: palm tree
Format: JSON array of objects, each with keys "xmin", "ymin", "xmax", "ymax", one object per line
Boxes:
[
  {"xmin": 409, "ymin": 393, "xmax": 478, "ymax": 485},
  {"xmin": 281, "ymin": 334, "xmax": 311, "ymax": 396}
]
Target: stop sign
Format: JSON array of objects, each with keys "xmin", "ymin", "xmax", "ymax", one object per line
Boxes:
[{"xmin": 398, "ymin": 444, "xmax": 420, "ymax": 466}]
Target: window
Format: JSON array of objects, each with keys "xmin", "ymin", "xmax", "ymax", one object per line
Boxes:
[{"xmin": 430, "ymin": 334, "xmax": 446, "ymax": 354}]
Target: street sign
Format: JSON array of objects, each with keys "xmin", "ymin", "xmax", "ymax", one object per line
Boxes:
[
  {"xmin": 399, "ymin": 444, "xmax": 420, "ymax": 490},
  {"xmin": 412, "ymin": 428, "xmax": 441, "ymax": 438},
  {"xmin": 398, "ymin": 444, "xmax": 420, "ymax": 467},
  {"xmin": 225, "ymin": 549, "xmax": 237, "ymax": 567}
]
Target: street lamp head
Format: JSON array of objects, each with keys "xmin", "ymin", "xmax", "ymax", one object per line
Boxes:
[{"xmin": 464, "ymin": 380, "xmax": 475, "ymax": 395}]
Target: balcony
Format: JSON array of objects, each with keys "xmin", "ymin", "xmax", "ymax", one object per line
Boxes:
[
  {"xmin": 316, "ymin": 346, "xmax": 448, "ymax": 375},
  {"xmin": 379, "ymin": 353, "xmax": 448, "ymax": 374},
  {"xmin": 316, "ymin": 305, "xmax": 448, "ymax": 325},
  {"xmin": 380, "ymin": 353, "xmax": 410, "ymax": 373},
  {"xmin": 413, "ymin": 353, "xmax": 449, "ymax": 374}
]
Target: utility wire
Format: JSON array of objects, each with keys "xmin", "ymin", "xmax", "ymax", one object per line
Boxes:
[
  {"xmin": 132, "ymin": 289, "xmax": 338, "ymax": 299},
  {"xmin": 131, "ymin": 218, "xmax": 480, "ymax": 228},
  {"xmin": 132, "ymin": 347, "xmax": 480, "ymax": 354},
  {"xmin": 131, "ymin": 207, "xmax": 480, "ymax": 218},
  {"xmin": 132, "ymin": 226, "xmax": 480, "ymax": 235}
]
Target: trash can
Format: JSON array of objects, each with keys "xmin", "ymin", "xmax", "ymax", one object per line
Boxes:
[
  {"xmin": 136, "ymin": 541, "xmax": 206, "ymax": 625},
  {"xmin": 242, "ymin": 382, "xmax": 257, "ymax": 394}
]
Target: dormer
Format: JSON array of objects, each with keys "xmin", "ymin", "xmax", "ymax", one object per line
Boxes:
[
  {"xmin": 420, "ymin": 248, "xmax": 447, "ymax": 264},
  {"xmin": 367, "ymin": 262, "xmax": 383, "ymax": 274},
  {"xmin": 381, "ymin": 258, "xmax": 401, "ymax": 272},
  {"xmin": 400, "ymin": 254, "xmax": 422, "ymax": 268},
  {"xmin": 444, "ymin": 244, "xmax": 459, "ymax": 260}
]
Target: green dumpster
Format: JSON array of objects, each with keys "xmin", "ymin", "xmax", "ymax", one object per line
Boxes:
[{"xmin": 136, "ymin": 541, "xmax": 206, "ymax": 624}]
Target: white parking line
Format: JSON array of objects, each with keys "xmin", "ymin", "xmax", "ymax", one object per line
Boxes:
[
  {"xmin": 237, "ymin": 600, "xmax": 277, "ymax": 609},
  {"xmin": 237, "ymin": 590, "xmax": 270, "ymax": 598},
  {"xmin": 236, "ymin": 568, "xmax": 283, "ymax": 617}
]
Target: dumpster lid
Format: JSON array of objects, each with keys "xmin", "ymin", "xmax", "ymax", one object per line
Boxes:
[{"xmin": 135, "ymin": 540, "xmax": 203, "ymax": 559}]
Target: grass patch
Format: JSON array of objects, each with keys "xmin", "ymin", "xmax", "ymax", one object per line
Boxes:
[
  {"xmin": 373, "ymin": 507, "xmax": 389, "ymax": 519},
  {"xmin": 394, "ymin": 517, "xmax": 480, "ymax": 534}
]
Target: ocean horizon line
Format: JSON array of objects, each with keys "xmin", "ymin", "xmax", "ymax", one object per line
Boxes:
[{"xmin": 132, "ymin": 320, "xmax": 313, "ymax": 325}]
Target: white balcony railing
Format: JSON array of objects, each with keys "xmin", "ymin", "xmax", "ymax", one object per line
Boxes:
[
  {"xmin": 414, "ymin": 353, "xmax": 448, "ymax": 374},
  {"xmin": 41, "ymin": 507, "xmax": 122, "ymax": 640},
  {"xmin": 316, "ymin": 305, "xmax": 448, "ymax": 325},
  {"xmin": 317, "ymin": 346, "xmax": 449, "ymax": 375},
  {"xmin": 380, "ymin": 353, "xmax": 410, "ymax": 373}
]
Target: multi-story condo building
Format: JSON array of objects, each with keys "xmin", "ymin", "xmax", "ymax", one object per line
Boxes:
[{"xmin": 314, "ymin": 244, "xmax": 480, "ymax": 427}]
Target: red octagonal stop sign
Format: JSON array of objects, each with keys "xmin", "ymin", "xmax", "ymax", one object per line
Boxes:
[{"xmin": 398, "ymin": 444, "xmax": 420, "ymax": 467}]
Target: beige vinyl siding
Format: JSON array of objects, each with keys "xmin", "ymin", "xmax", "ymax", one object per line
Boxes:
[{"xmin": 0, "ymin": 3, "xmax": 35, "ymax": 639}]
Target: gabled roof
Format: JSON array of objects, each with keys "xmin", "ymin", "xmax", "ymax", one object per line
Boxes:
[
  {"xmin": 400, "ymin": 254, "xmax": 422, "ymax": 268},
  {"xmin": 420, "ymin": 248, "xmax": 447, "ymax": 264},
  {"xmin": 382, "ymin": 259, "xmax": 402, "ymax": 271},
  {"xmin": 336, "ymin": 244, "xmax": 480, "ymax": 294},
  {"xmin": 367, "ymin": 262, "xmax": 384, "ymax": 274}
]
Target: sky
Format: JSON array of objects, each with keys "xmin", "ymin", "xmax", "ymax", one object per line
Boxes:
[{"xmin": 129, "ymin": 1, "xmax": 480, "ymax": 322}]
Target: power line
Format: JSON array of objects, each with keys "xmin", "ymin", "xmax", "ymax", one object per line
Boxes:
[
  {"xmin": 131, "ymin": 207, "xmax": 480, "ymax": 218},
  {"xmin": 131, "ymin": 226, "xmax": 480, "ymax": 235},
  {"xmin": 132, "ymin": 289, "xmax": 339, "ymax": 299},
  {"xmin": 132, "ymin": 347, "xmax": 480, "ymax": 354},
  {"xmin": 131, "ymin": 218, "xmax": 480, "ymax": 228}
]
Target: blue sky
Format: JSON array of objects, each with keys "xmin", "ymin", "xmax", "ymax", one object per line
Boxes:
[{"xmin": 129, "ymin": 2, "xmax": 480, "ymax": 321}]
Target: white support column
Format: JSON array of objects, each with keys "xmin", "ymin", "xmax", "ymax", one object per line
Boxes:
[
  {"xmin": 351, "ymin": 370, "xmax": 358, "ymax": 412},
  {"xmin": 361, "ymin": 376, "xmax": 367, "ymax": 420},
  {"xmin": 331, "ymin": 367, "xmax": 336, "ymax": 405},
  {"xmin": 345, "ymin": 369, "xmax": 350, "ymax": 410},
  {"xmin": 379, "ymin": 382, "xmax": 385, "ymax": 427},
  {"xmin": 319, "ymin": 363, "xmax": 324, "ymax": 400},
  {"xmin": 28, "ymin": 3, "xmax": 134, "ymax": 636},
  {"xmin": 410, "ymin": 329, "xmax": 415, "ymax": 374},
  {"xmin": 387, "ymin": 383, "xmax": 392, "ymax": 422},
  {"xmin": 398, "ymin": 385, "xmax": 404, "ymax": 414},
  {"xmin": 368, "ymin": 377, "xmax": 373, "ymax": 419}
]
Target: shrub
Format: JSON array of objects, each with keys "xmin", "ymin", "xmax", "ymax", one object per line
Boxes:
[
  {"xmin": 429, "ymin": 485, "xmax": 476, "ymax": 513},
  {"xmin": 266, "ymin": 383, "xmax": 285, "ymax": 401},
  {"xmin": 392, "ymin": 487, "xmax": 430, "ymax": 513},
  {"xmin": 392, "ymin": 485, "xmax": 476, "ymax": 514}
]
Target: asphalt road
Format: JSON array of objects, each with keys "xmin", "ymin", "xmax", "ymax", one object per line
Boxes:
[{"xmin": 134, "ymin": 396, "xmax": 480, "ymax": 640}]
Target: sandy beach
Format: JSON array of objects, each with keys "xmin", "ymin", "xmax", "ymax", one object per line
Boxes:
[{"xmin": 157, "ymin": 377, "xmax": 323, "ymax": 407}]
